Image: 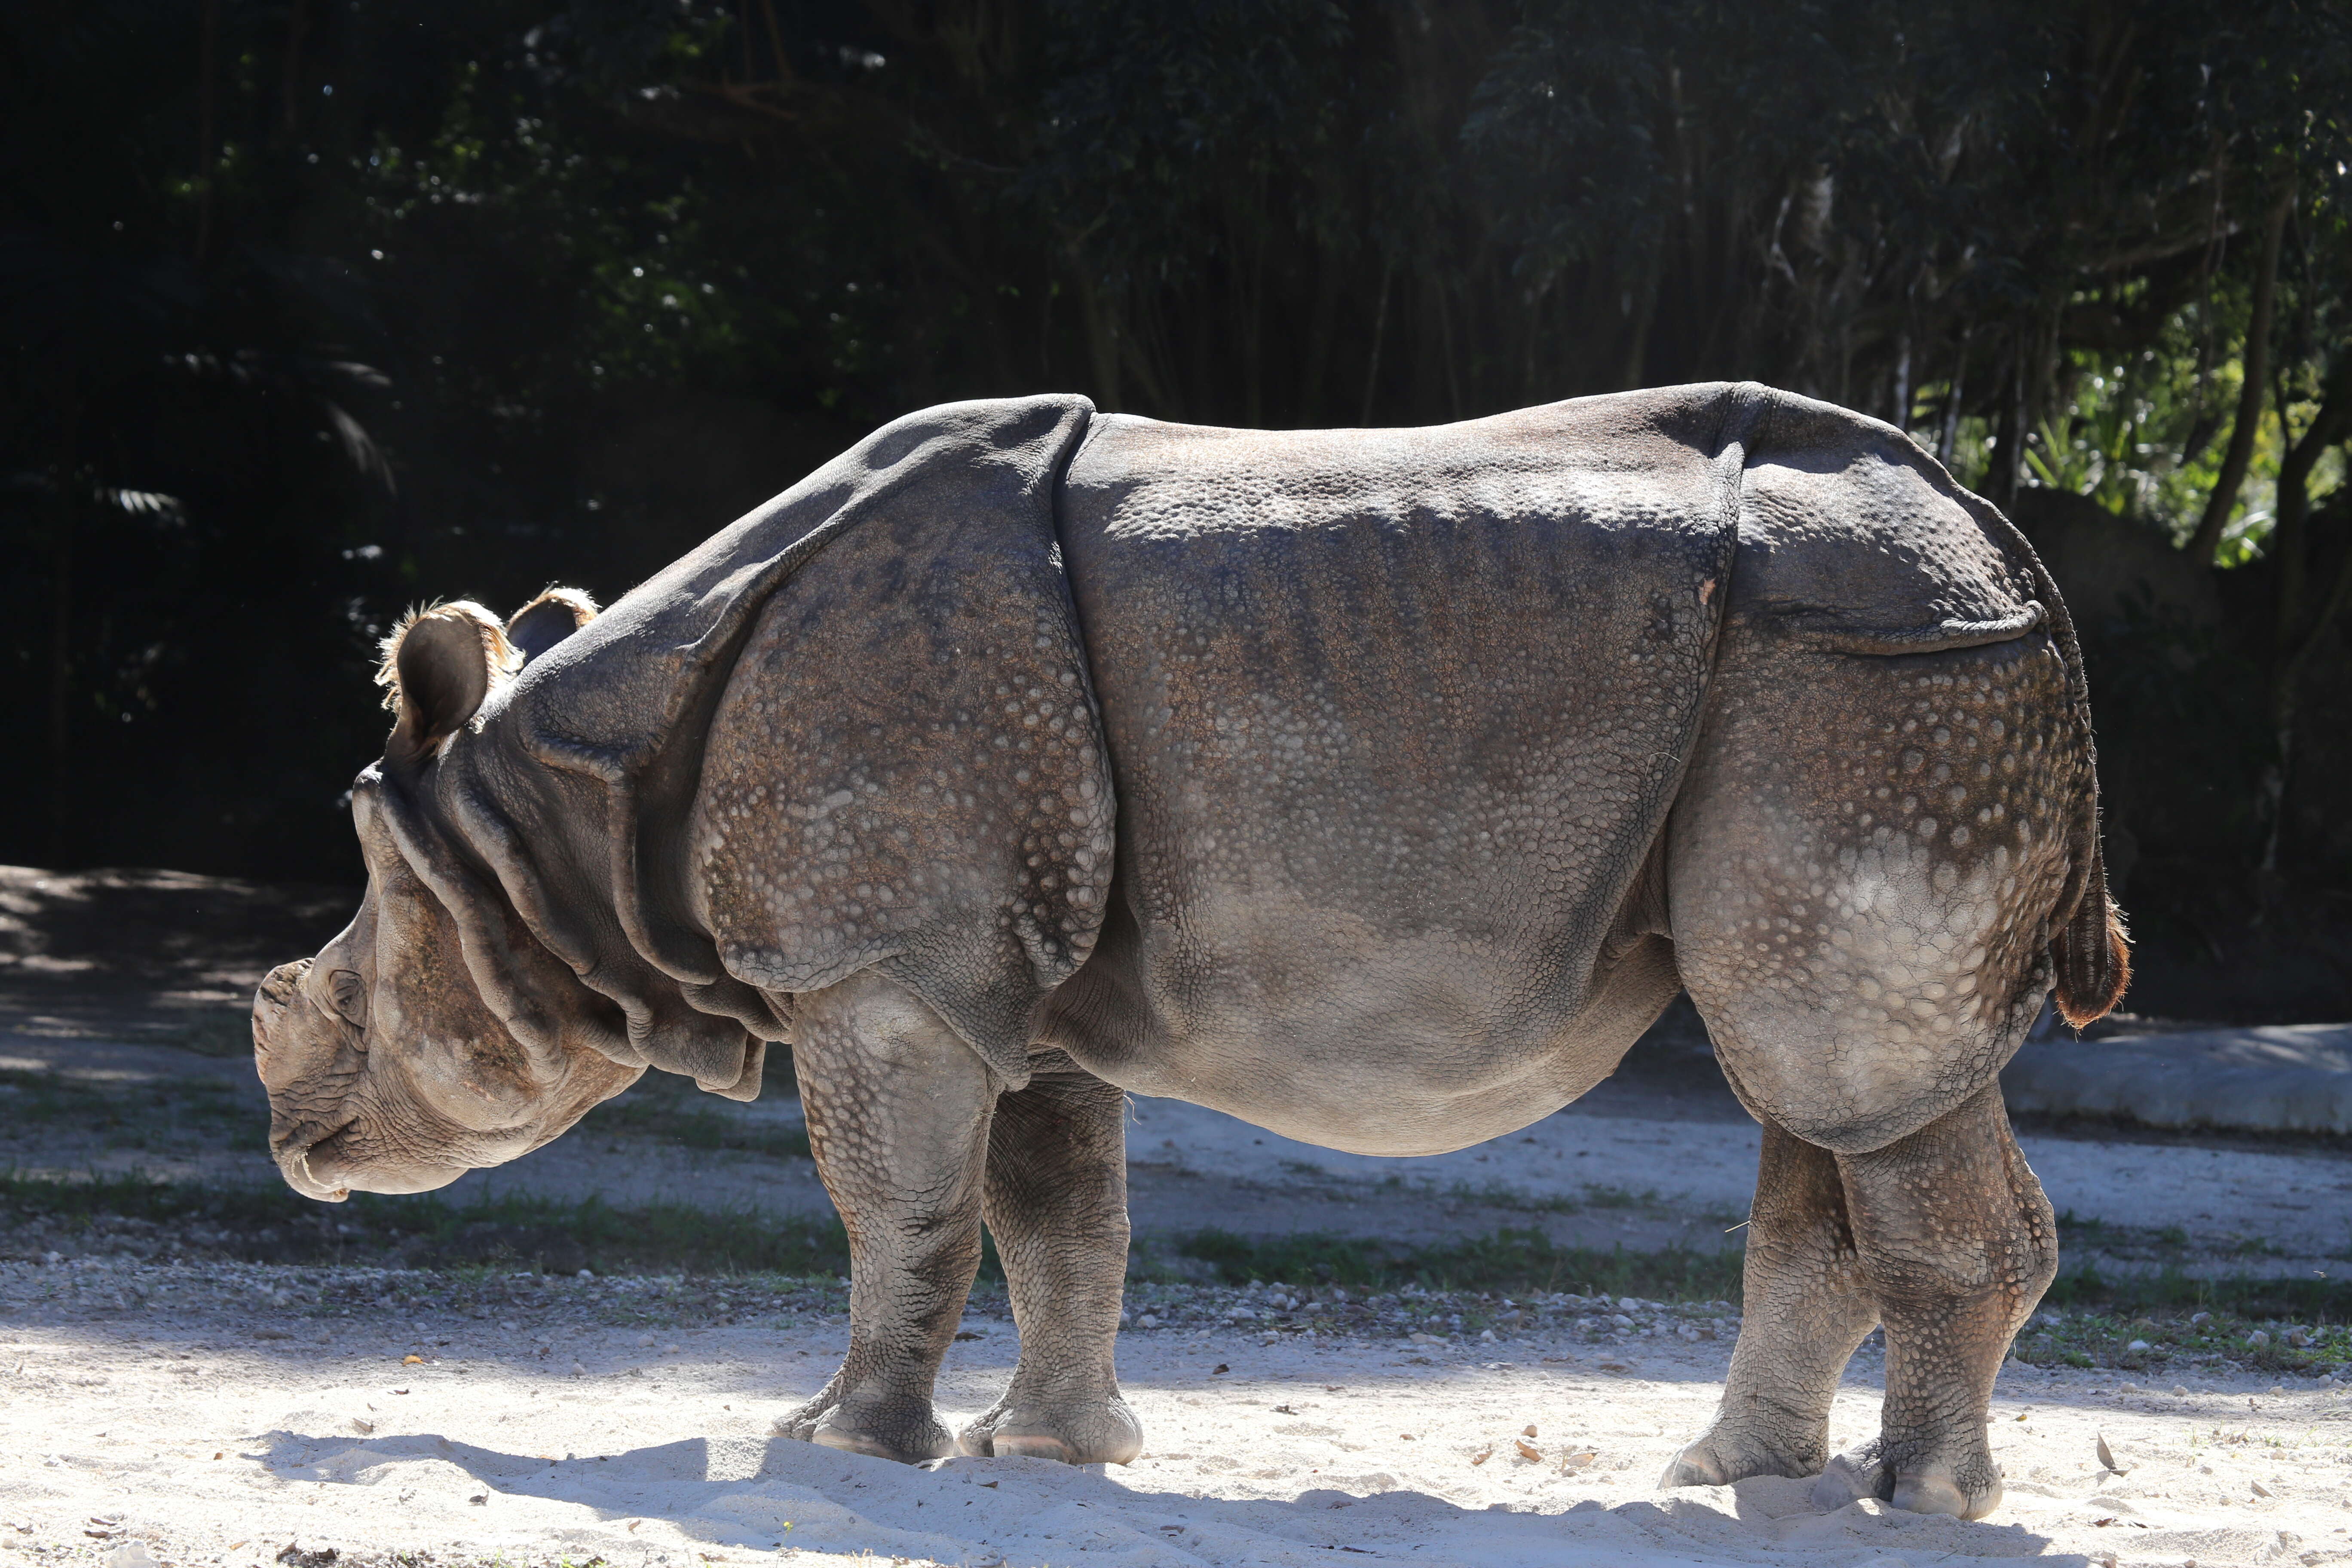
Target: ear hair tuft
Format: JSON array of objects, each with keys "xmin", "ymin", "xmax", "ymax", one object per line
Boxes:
[
  {"xmin": 505, "ymin": 586, "xmax": 601, "ymax": 663},
  {"xmin": 376, "ymin": 600, "xmax": 518, "ymax": 762}
]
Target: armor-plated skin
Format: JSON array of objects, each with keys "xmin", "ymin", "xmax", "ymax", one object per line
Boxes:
[{"xmin": 252, "ymin": 383, "xmax": 2127, "ymax": 1519}]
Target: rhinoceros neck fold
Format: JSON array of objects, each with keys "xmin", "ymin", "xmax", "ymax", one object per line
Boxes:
[{"xmin": 450, "ymin": 395, "xmax": 1106, "ymax": 1094}]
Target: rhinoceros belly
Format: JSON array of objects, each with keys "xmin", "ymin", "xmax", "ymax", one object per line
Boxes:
[{"xmin": 1033, "ymin": 403, "xmax": 1730, "ymax": 1155}]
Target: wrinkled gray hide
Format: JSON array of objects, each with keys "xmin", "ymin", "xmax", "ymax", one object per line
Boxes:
[{"xmin": 254, "ymin": 383, "xmax": 2126, "ymax": 1517}]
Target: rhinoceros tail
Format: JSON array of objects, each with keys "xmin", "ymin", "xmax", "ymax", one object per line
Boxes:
[{"xmin": 2050, "ymin": 845, "xmax": 2130, "ymax": 1027}]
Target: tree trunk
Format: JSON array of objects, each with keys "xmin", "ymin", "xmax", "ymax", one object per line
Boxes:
[
  {"xmin": 1296, "ymin": 239, "xmax": 1340, "ymax": 425},
  {"xmin": 195, "ymin": 0, "xmax": 220, "ymax": 265},
  {"xmin": 2257, "ymin": 356, "xmax": 2352, "ymax": 874},
  {"xmin": 1360, "ymin": 259, "xmax": 1394, "ymax": 426},
  {"xmin": 1067, "ymin": 243, "xmax": 1121, "ymax": 412},
  {"xmin": 48, "ymin": 363, "xmax": 80, "ymax": 861},
  {"xmin": 1991, "ymin": 338, "xmax": 2024, "ymax": 510},
  {"xmin": 1939, "ymin": 324, "xmax": 1971, "ymax": 467},
  {"xmin": 282, "ymin": 0, "xmax": 308, "ymax": 133},
  {"xmin": 2188, "ymin": 180, "xmax": 2294, "ymax": 564}
]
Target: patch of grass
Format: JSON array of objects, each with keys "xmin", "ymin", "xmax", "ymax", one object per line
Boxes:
[
  {"xmin": 2040, "ymin": 1263, "xmax": 2352, "ymax": 1322},
  {"xmin": 2014, "ymin": 1265, "xmax": 2352, "ymax": 1375},
  {"xmin": 167, "ymin": 1008, "xmax": 260, "ymax": 1058},
  {"xmin": 0, "ymin": 1170, "xmax": 850, "ymax": 1278},
  {"xmin": 1436, "ymin": 1180, "xmax": 1583, "ymax": 1214},
  {"xmin": 1169, "ymin": 1225, "xmax": 1746, "ymax": 1302},
  {"xmin": 577, "ymin": 1086, "xmax": 810, "ymax": 1161},
  {"xmin": 1577, "ymin": 1184, "xmax": 1654, "ymax": 1210},
  {"xmin": 0, "ymin": 1069, "xmax": 265, "ymax": 1152}
]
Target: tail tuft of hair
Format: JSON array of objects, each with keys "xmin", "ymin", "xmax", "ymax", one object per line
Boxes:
[{"xmin": 2050, "ymin": 850, "xmax": 2130, "ymax": 1028}]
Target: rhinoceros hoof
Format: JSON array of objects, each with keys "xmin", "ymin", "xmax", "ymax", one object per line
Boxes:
[
  {"xmin": 1809, "ymin": 1439, "xmax": 2001, "ymax": 1520},
  {"xmin": 957, "ymin": 1394, "xmax": 1143, "ymax": 1465},
  {"xmin": 1808, "ymin": 1442, "xmax": 1893, "ymax": 1511},
  {"xmin": 774, "ymin": 1393, "xmax": 955, "ymax": 1465},
  {"xmin": 1658, "ymin": 1429, "xmax": 1822, "ymax": 1489}
]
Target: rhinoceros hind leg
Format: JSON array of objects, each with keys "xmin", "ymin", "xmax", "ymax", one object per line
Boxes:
[
  {"xmin": 1827, "ymin": 1083, "xmax": 2053, "ymax": 1520},
  {"xmin": 956, "ymin": 1057, "xmax": 1142, "ymax": 1465},
  {"xmin": 774, "ymin": 972, "xmax": 994, "ymax": 1465},
  {"xmin": 1661, "ymin": 1115, "xmax": 1878, "ymax": 1490}
]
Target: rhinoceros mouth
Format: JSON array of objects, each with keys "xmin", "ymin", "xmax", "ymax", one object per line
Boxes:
[
  {"xmin": 281, "ymin": 1119, "xmax": 472, "ymax": 1198},
  {"xmin": 277, "ymin": 1123, "xmax": 358, "ymax": 1202}
]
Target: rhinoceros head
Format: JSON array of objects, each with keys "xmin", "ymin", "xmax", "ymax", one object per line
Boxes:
[{"xmin": 253, "ymin": 592, "xmax": 641, "ymax": 1201}]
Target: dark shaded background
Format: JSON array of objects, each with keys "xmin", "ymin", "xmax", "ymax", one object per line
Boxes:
[{"xmin": 3, "ymin": 0, "xmax": 2349, "ymax": 1017}]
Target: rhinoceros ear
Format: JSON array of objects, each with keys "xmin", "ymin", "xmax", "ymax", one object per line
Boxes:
[
  {"xmin": 378, "ymin": 601, "xmax": 515, "ymax": 766},
  {"xmin": 505, "ymin": 587, "xmax": 600, "ymax": 664}
]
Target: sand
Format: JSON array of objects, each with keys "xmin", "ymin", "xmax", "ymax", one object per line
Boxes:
[{"xmin": 6, "ymin": 1258, "xmax": 2351, "ymax": 1568}]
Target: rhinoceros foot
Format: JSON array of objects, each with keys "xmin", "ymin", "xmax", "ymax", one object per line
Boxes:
[
  {"xmin": 1658, "ymin": 1424, "xmax": 1824, "ymax": 1490},
  {"xmin": 1808, "ymin": 1436, "xmax": 2002, "ymax": 1520},
  {"xmin": 773, "ymin": 1384, "xmax": 956, "ymax": 1466},
  {"xmin": 957, "ymin": 1393, "xmax": 1142, "ymax": 1465}
]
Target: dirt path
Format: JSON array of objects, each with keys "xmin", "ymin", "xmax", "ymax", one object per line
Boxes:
[{"xmin": 4, "ymin": 1258, "xmax": 2349, "ymax": 1568}]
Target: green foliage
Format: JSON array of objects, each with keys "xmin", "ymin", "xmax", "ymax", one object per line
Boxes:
[{"xmin": 3, "ymin": 0, "xmax": 2351, "ymax": 893}]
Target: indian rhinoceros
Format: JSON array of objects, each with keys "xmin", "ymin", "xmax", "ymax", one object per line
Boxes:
[{"xmin": 252, "ymin": 383, "xmax": 2127, "ymax": 1520}]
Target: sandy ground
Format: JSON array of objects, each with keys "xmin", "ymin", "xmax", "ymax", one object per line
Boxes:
[
  {"xmin": 6, "ymin": 1023, "xmax": 2350, "ymax": 1565},
  {"xmin": 4, "ymin": 1259, "xmax": 2351, "ymax": 1568}
]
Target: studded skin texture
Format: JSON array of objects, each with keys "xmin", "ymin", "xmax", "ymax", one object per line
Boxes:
[
  {"xmin": 1669, "ymin": 631, "xmax": 2084, "ymax": 1155},
  {"xmin": 776, "ymin": 971, "xmax": 995, "ymax": 1463},
  {"xmin": 689, "ymin": 455, "xmax": 1114, "ymax": 1085},
  {"xmin": 959, "ymin": 1050, "xmax": 1142, "ymax": 1463},
  {"xmin": 251, "ymin": 383, "xmax": 2122, "ymax": 1512},
  {"xmin": 1819, "ymin": 1086, "xmax": 2058, "ymax": 1519},
  {"xmin": 1658, "ymin": 1115, "xmax": 1881, "ymax": 1488},
  {"xmin": 1037, "ymin": 389, "xmax": 1743, "ymax": 1154}
]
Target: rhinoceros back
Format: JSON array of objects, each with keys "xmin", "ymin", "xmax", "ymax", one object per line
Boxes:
[{"xmin": 1040, "ymin": 388, "xmax": 1746, "ymax": 1148}]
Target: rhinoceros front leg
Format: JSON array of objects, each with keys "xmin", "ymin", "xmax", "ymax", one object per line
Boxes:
[
  {"xmin": 776, "ymin": 971, "xmax": 995, "ymax": 1464},
  {"xmin": 1662, "ymin": 1114, "xmax": 1880, "ymax": 1489},
  {"xmin": 959, "ymin": 1055, "xmax": 1142, "ymax": 1464},
  {"xmin": 1810, "ymin": 1084, "xmax": 2056, "ymax": 1519}
]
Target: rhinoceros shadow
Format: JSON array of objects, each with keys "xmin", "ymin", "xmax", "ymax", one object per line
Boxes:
[{"xmin": 253, "ymin": 1425, "xmax": 2062, "ymax": 1564}]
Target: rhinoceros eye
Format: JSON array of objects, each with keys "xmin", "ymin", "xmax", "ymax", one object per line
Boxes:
[{"xmin": 327, "ymin": 968, "xmax": 371, "ymax": 1033}]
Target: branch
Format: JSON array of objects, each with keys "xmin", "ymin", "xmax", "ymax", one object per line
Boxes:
[
  {"xmin": 2273, "ymin": 351, "xmax": 2352, "ymax": 658},
  {"xmin": 2188, "ymin": 178, "xmax": 2295, "ymax": 564}
]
